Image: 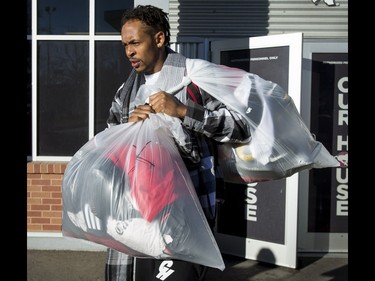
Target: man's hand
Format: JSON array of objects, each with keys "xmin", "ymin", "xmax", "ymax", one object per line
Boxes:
[
  {"xmin": 128, "ymin": 91, "xmax": 187, "ymax": 122},
  {"xmin": 148, "ymin": 91, "xmax": 187, "ymax": 119},
  {"xmin": 128, "ymin": 104, "xmax": 154, "ymax": 122}
]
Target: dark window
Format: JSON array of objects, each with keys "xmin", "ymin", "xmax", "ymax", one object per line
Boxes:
[
  {"xmin": 31, "ymin": 0, "xmax": 133, "ymax": 158},
  {"xmin": 27, "ymin": 0, "xmax": 32, "ymax": 159},
  {"xmin": 37, "ymin": 41, "xmax": 89, "ymax": 156},
  {"xmin": 94, "ymin": 41, "xmax": 132, "ymax": 134},
  {"xmin": 27, "ymin": 0, "xmax": 32, "ymax": 35},
  {"xmin": 27, "ymin": 40, "xmax": 32, "ymax": 158},
  {"xmin": 37, "ymin": 0, "xmax": 89, "ymax": 35},
  {"xmin": 95, "ymin": 0, "xmax": 133, "ymax": 34}
]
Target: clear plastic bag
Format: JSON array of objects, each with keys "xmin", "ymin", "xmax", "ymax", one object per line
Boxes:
[
  {"xmin": 182, "ymin": 58, "xmax": 341, "ymax": 183},
  {"xmin": 62, "ymin": 113, "xmax": 225, "ymax": 270}
]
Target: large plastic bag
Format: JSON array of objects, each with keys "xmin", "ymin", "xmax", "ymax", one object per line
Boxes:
[
  {"xmin": 62, "ymin": 113, "xmax": 225, "ymax": 270},
  {"xmin": 161, "ymin": 58, "xmax": 341, "ymax": 184}
]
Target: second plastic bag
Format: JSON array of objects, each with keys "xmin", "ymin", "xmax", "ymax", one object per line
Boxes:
[
  {"xmin": 183, "ymin": 58, "xmax": 341, "ymax": 183},
  {"xmin": 62, "ymin": 113, "xmax": 225, "ymax": 270}
]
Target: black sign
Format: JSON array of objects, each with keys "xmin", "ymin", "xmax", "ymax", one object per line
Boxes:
[{"xmin": 308, "ymin": 53, "xmax": 348, "ymax": 233}]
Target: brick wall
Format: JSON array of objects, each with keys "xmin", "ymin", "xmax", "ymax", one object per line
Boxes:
[{"xmin": 27, "ymin": 162, "xmax": 68, "ymax": 232}]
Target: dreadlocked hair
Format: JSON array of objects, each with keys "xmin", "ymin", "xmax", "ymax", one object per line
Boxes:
[{"xmin": 121, "ymin": 5, "xmax": 171, "ymax": 46}]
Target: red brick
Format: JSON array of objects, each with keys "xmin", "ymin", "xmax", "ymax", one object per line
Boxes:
[
  {"xmin": 27, "ymin": 161, "xmax": 69, "ymax": 235},
  {"xmin": 43, "ymin": 225, "xmax": 62, "ymax": 231},
  {"xmin": 31, "ymin": 205, "xmax": 50, "ymax": 211},
  {"xmin": 32, "ymin": 218, "xmax": 50, "ymax": 224}
]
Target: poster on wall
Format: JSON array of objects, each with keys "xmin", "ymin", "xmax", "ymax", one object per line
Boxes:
[{"xmin": 308, "ymin": 53, "xmax": 348, "ymax": 233}]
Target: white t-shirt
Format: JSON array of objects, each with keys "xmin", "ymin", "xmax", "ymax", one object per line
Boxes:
[{"xmin": 144, "ymin": 71, "xmax": 161, "ymax": 85}]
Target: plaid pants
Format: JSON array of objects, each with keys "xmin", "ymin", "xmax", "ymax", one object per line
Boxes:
[{"xmin": 105, "ymin": 248, "xmax": 134, "ymax": 281}]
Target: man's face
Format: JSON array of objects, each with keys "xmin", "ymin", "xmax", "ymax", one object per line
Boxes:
[{"xmin": 121, "ymin": 19, "xmax": 164, "ymax": 75}]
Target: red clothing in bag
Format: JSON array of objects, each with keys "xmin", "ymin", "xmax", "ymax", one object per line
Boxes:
[{"xmin": 105, "ymin": 142, "xmax": 177, "ymax": 222}]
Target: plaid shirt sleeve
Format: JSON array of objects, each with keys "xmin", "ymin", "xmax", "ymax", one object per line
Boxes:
[{"xmin": 182, "ymin": 88, "xmax": 251, "ymax": 143}]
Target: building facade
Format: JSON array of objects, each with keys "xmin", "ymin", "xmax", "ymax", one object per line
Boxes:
[{"xmin": 27, "ymin": 0, "xmax": 348, "ymax": 263}]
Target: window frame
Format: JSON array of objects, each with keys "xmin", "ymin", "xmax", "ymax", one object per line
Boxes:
[{"xmin": 30, "ymin": 0, "xmax": 123, "ymax": 162}]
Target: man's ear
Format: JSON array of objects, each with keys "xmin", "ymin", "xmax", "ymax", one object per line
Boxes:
[{"xmin": 155, "ymin": 31, "xmax": 165, "ymax": 47}]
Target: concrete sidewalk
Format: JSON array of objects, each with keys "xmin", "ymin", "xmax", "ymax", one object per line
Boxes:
[{"xmin": 27, "ymin": 250, "xmax": 348, "ymax": 281}]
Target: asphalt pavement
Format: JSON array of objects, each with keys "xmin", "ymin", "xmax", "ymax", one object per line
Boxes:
[{"xmin": 27, "ymin": 250, "xmax": 348, "ymax": 281}]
